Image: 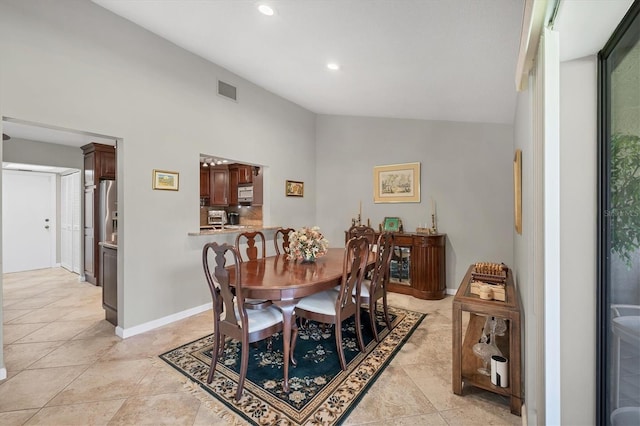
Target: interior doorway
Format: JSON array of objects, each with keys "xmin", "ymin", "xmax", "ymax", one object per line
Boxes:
[
  {"xmin": 1, "ymin": 169, "xmax": 57, "ymax": 273},
  {"xmin": 1, "ymin": 117, "xmax": 117, "ymax": 279}
]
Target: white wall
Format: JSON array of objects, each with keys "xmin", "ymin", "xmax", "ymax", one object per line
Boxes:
[
  {"xmin": 513, "ymin": 83, "xmax": 537, "ymax": 423},
  {"xmin": 315, "ymin": 115, "xmax": 514, "ymax": 290},
  {"xmin": 559, "ymin": 56, "xmax": 598, "ymax": 426},
  {"xmin": 0, "ymin": 0, "xmax": 317, "ymax": 331}
]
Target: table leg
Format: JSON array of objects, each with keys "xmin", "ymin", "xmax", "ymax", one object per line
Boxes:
[
  {"xmin": 274, "ymin": 299, "xmax": 297, "ymax": 392},
  {"xmin": 452, "ymin": 302, "xmax": 463, "ymax": 395}
]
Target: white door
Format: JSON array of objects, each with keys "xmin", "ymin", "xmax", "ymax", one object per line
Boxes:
[
  {"xmin": 60, "ymin": 171, "xmax": 81, "ymax": 273},
  {"xmin": 2, "ymin": 169, "xmax": 56, "ymax": 273}
]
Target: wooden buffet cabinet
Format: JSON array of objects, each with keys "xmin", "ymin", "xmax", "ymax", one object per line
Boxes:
[
  {"xmin": 345, "ymin": 231, "xmax": 446, "ymax": 300},
  {"xmin": 452, "ymin": 264, "xmax": 522, "ymax": 415}
]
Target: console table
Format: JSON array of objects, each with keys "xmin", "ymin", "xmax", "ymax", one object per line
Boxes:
[
  {"xmin": 345, "ymin": 231, "xmax": 446, "ymax": 300},
  {"xmin": 452, "ymin": 264, "xmax": 522, "ymax": 415}
]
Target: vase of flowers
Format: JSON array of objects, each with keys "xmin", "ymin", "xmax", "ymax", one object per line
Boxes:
[{"xmin": 288, "ymin": 226, "xmax": 329, "ymax": 263}]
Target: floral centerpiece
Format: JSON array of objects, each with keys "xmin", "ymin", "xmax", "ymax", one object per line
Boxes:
[{"xmin": 288, "ymin": 226, "xmax": 329, "ymax": 262}]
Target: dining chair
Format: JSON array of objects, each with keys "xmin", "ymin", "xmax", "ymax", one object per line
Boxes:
[
  {"xmin": 356, "ymin": 232, "xmax": 394, "ymax": 342},
  {"xmin": 347, "ymin": 225, "xmax": 376, "ymax": 245},
  {"xmin": 346, "ymin": 225, "xmax": 377, "ymax": 280},
  {"xmin": 274, "ymin": 227, "xmax": 295, "ymax": 255},
  {"xmin": 294, "ymin": 235, "xmax": 370, "ymax": 370},
  {"xmin": 202, "ymin": 242, "xmax": 297, "ymax": 401},
  {"xmin": 235, "ymin": 230, "xmax": 270, "ymax": 309},
  {"xmin": 235, "ymin": 230, "xmax": 266, "ymax": 261}
]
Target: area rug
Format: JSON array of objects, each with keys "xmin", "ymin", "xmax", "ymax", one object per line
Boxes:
[{"xmin": 160, "ymin": 306, "xmax": 425, "ymax": 425}]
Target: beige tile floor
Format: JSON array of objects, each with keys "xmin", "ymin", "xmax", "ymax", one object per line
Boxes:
[{"xmin": 1, "ymin": 268, "xmax": 522, "ymax": 425}]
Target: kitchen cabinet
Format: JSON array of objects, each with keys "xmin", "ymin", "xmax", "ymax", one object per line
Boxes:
[
  {"xmin": 228, "ymin": 166, "xmax": 239, "ymax": 205},
  {"xmin": 100, "ymin": 243, "xmax": 117, "ymax": 326},
  {"xmin": 252, "ymin": 167, "xmax": 263, "ymax": 206},
  {"xmin": 210, "ymin": 165, "xmax": 229, "ymax": 206},
  {"xmin": 452, "ymin": 264, "xmax": 522, "ymax": 415},
  {"xmin": 83, "ymin": 143, "xmax": 115, "ymax": 184},
  {"xmin": 230, "ymin": 164, "xmax": 253, "ymax": 184},
  {"xmin": 200, "ymin": 164, "xmax": 210, "ymax": 198},
  {"xmin": 81, "ymin": 142, "xmax": 116, "ymax": 285}
]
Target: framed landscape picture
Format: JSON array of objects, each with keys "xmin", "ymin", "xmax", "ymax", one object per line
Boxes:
[
  {"xmin": 373, "ymin": 162, "xmax": 420, "ymax": 203},
  {"xmin": 152, "ymin": 169, "xmax": 179, "ymax": 191}
]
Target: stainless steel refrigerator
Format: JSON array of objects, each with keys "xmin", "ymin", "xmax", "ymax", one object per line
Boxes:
[{"xmin": 99, "ymin": 180, "xmax": 117, "ymax": 243}]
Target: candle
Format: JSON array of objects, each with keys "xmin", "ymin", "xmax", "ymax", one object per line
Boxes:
[
  {"xmin": 359, "ymin": 200, "xmax": 362, "ymax": 217},
  {"xmin": 430, "ymin": 197, "xmax": 435, "ymax": 216}
]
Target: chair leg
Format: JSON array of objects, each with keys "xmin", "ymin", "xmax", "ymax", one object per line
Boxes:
[
  {"xmin": 354, "ymin": 310, "xmax": 365, "ymax": 353},
  {"xmin": 236, "ymin": 338, "xmax": 249, "ymax": 401},
  {"xmin": 335, "ymin": 323, "xmax": 347, "ymax": 370},
  {"xmin": 381, "ymin": 293, "xmax": 392, "ymax": 332},
  {"xmin": 290, "ymin": 316, "xmax": 299, "ymax": 366},
  {"xmin": 370, "ymin": 300, "xmax": 380, "ymax": 342},
  {"xmin": 208, "ymin": 331, "xmax": 223, "ymax": 384}
]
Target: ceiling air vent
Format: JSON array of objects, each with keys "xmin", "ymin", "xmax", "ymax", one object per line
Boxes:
[{"xmin": 217, "ymin": 80, "xmax": 237, "ymax": 102}]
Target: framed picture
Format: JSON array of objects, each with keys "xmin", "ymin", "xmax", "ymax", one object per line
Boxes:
[
  {"xmin": 513, "ymin": 150, "xmax": 522, "ymax": 234},
  {"xmin": 373, "ymin": 162, "xmax": 420, "ymax": 203},
  {"xmin": 152, "ymin": 169, "xmax": 179, "ymax": 191},
  {"xmin": 383, "ymin": 217, "xmax": 401, "ymax": 232},
  {"xmin": 286, "ymin": 180, "xmax": 304, "ymax": 197}
]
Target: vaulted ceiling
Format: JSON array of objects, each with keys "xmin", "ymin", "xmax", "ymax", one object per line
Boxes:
[{"xmin": 2, "ymin": 0, "xmax": 634, "ymax": 147}]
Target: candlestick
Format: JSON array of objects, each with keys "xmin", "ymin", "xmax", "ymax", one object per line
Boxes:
[{"xmin": 431, "ymin": 213, "xmax": 437, "ymax": 234}]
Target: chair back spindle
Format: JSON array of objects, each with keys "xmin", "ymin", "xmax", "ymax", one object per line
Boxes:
[
  {"xmin": 274, "ymin": 227, "xmax": 295, "ymax": 255},
  {"xmin": 235, "ymin": 231, "xmax": 266, "ymax": 262}
]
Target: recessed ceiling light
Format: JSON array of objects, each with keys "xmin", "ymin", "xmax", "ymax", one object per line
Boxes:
[
  {"xmin": 258, "ymin": 4, "xmax": 275, "ymax": 16},
  {"xmin": 327, "ymin": 63, "xmax": 340, "ymax": 71}
]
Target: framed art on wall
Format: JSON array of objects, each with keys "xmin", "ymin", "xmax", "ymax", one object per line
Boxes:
[
  {"xmin": 152, "ymin": 169, "xmax": 179, "ymax": 191},
  {"xmin": 373, "ymin": 162, "xmax": 420, "ymax": 203},
  {"xmin": 286, "ymin": 180, "xmax": 304, "ymax": 197},
  {"xmin": 513, "ymin": 150, "xmax": 522, "ymax": 234}
]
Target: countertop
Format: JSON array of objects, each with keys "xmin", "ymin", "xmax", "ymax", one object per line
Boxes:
[
  {"xmin": 189, "ymin": 225, "xmax": 280, "ymax": 236},
  {"xmin": 98, "ymin": 241, "xmax": 118, "ymax": 249}
]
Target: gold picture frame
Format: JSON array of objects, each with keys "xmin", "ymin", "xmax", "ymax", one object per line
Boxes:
[
  {"xmin": 514, "ymin": 150, "xmax": 522, "ymax": 234},
  {"xmin": 373, "ymin": 162, "xmax": 420, "ymax": 203},
  {"xmin": 152, "ymin": 169, "xmax": 179, "ymax": 191},
  {"xmin": 285, "ymin": 180, "xmax": 304, "ymax": 197}
]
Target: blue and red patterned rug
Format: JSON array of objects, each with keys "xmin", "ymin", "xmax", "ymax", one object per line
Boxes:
[{"xmin": 160, "ymin": 306, "xmax": 425, "ymax": 425}]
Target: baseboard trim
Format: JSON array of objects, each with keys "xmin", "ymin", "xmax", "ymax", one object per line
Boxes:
[
  {"xmin": 115, "ymin": 302, "xmax": 212, "ymax": 339},
  {"xmin": 446, "ymin": 288, "xmax": 457, "ymax": 296},
  {"xmin": 0, "ymin": 367, "xmax": 6, "ymax": 380}
]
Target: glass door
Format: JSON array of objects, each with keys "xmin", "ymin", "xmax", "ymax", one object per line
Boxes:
[{"xmin": 599, "ymin": 2, "xmax": 640, "ymax": 424}]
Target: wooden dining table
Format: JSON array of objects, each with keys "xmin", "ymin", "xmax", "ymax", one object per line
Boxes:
[{"xmin": 228, "ymin": 247, "xmax": 374, "ymax": 392}]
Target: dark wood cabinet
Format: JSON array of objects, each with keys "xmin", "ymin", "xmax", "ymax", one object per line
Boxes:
[
  {"xmin": 81, "ymin": 143, "xmax": 116, "ymax": 285},
  {"xmin": 452, "ymin": 265, "xmax": 522, "ymax": 415},
  {"xmin": 345, "ymin": 231, "xmax": 446, "ymax": 300},
  {"xmin": 200, "ymin": 165, "xmax": 210, "ymax": 198},
  {"xmin": 252, "ymin": 167, "xmax": 263, "ymax": 206},
  {"xmin": 100, "ymin": 244, "xmax": 117, "ymax": 326},
  {"xmin": 228, "ymin": 166, "xmax": 239, "ymax": 206},
  {"xmin": 238, "ymin": 165, "xmax": 252, "ymax": 184},
  {"xmin": 230, "ymin": 164, "xmax": 252, "ymax": 184},
  {"xmin": 210, "ymin": 165, "xmax": 229, "ymax": 206}
]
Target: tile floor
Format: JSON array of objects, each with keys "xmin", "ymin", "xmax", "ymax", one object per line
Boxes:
[{"xmin": 1, "ymin": 268, "xmax": 522, "ymax": 425}]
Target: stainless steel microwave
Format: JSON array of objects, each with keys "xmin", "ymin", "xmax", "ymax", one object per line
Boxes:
[{"xmin": 238, "ymin": 185, "xmax": 253, "ymax": 203}]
